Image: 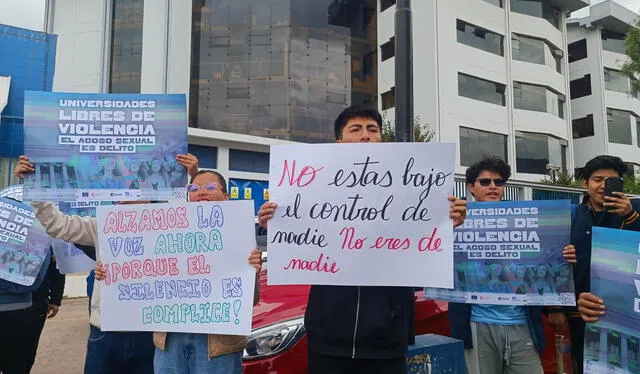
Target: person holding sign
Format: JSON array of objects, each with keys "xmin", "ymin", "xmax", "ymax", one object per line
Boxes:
[
  {"xmin": 14, "ymin": 153, "xmax": 199, "ymax": 374},
  {"xmin": 553, "ymin": 155, "xmax": 640, "ymax": 373},
  {"xmin": 258, "ymin": 106, "xmax": 468, "ymax": 374},
  {"xmin": 447, "ymin": 157, "xmax": 577, "ymax": 374},
  {"xmin": 92, "ymin": 170, "xmax": 262, "ymax": 374}
]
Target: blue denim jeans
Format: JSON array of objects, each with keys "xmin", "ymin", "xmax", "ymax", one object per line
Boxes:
[
  {"xmin": 153, "ymin": 333, "xmax": 242, "ymax": 374},
  {"xmin": 84, "ymin": 325, "xmax": 155, "ymax": 374}
]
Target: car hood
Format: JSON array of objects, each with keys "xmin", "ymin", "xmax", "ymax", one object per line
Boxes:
[{"xmin": 251, "ymin": 270, "xmax": 311, "ymax": 330}]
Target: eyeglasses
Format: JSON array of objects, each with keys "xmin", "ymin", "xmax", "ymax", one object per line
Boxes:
[
  {"xmin": 186, "ymin": 182, "xmax": 221, "ymax": 192},
  {"xmin": 476, "ymin": 178, "xmax": 506, "ymax": 187}
]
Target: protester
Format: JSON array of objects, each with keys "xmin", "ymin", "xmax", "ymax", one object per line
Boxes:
[
  {"xmin": 448, "ymin": 156, "xmax": 576, "ymax": 374},
  {"xmin": 257, "ymin": 105, "xmax": 468, "ymax": 374},
  {"xmin": 94, "ymin": 169, "xmax": 262, "ymax": 374},
  {"xmin": 13, "ymin": 153, "xmax": 200, "ymax": 374},
  {"xmin": 0, "ymin": 240, "xmax": 51, "ymax": 374},
  {"xmin": 551, "ymin": 155, "xmax": 640, "ymax": 373}
]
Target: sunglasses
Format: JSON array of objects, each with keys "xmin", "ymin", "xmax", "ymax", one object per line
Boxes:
[
  {"xmin": 476, "ymin": 178, "xmax": 506, "ymax": 187},
  {"xmin": 186, "ymin": 182, "xmax": 221, "ymax": 192}
]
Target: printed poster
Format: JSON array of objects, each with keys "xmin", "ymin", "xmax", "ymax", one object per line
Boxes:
[
  {"xmin": 0, "ymin": 197, "xmax": 51, "ymax": 286},
  {"xmin": 23, "ymin": 91, "xmax": 188, "ymax": 202},
  {"xmin": 96, "ymin": 200, "xmax": 256, "ymax": 335},
  {"xmin": 584, "ymin": 227, "xmax": 640, "ymax": 374},
  {"xmin": 424, "ymin": 200, "xmax": 575, "ymax": 306},
  {"xmin": 50, "ymin": 201, "xmax": 106, "ymax": 274},
  {"xmin": 267, "ymin": 143, "xmax": 455, "ymax": 288}
]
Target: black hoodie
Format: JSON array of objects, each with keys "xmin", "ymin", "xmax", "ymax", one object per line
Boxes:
[{"xmin": 304, "ymin": 285, "xmax": 415, "ymax": 359}]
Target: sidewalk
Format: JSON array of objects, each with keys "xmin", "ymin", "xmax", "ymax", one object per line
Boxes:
[{"xmin": 32, "ymin": 297, "xmax": 89, "ymax": 374}]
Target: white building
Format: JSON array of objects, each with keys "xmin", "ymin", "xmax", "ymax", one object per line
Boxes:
[
  {"xmin": 378, "ymin": 0, "xmax": 588, "ymax": 183},
  {"xmin": 567, "ymin": 0, "xmax": 640, "ymax": 178}
]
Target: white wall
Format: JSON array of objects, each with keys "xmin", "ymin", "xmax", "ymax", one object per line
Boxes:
[{"xmin": 50, "ymin": 0, "xmax": 108, "ymax": 93}]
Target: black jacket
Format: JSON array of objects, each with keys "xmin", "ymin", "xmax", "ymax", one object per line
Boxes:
[
  {"xmin": 31, "ymin": 248, "xmax": 66, "ymax": 308},
  {"xmin": 561, "ymin": 197, "xmax": 640, "ymax": 316},
  {"xmin": 304, "ymin": 285, "xmax": 415, "ymax": 359}
]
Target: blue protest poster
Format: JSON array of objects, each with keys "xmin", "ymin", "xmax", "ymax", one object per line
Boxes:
[
  {"xmin": 424, "ymin": 200, "xmax": 575, "ymax": 306},
  {"xmin": 584, "ymin": 227, "xmax": 640, "ymax": 374},
  {"xmin": 0, "ymin": 197, "xmax": 51, "ymax": 286},
  {"xmin": 23, "ymin": 91, "xmax": 188, "ymax": 202}
]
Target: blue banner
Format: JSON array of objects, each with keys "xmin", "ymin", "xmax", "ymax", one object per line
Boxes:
[
  {"xmin": 0, "ymin": 197, "xmax": 51, "ymax": 286},
  {"xmin": 23, "ymin": 91, "xmax": 188, "ymax": 202},
  {"xmin": 425, "ymin": 200, "xmax": 575, "ymax": 306},
  {"xmin": 584, "ymin": 227, "xmax": 640, "ymax": 374}
]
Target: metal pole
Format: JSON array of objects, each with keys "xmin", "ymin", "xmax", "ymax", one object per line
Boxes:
[{"xmin": 395, "ymin": 0, "xmax": 414, "ymax": 142}]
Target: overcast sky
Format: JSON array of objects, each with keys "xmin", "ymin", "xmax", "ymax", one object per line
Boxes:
[{"xmin": 0, "ymin": 0, "xmax": 638, "ymax": 32}]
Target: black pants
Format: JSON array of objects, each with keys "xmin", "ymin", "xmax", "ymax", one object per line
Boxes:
[
  {"xmin": 25, "ymin": 304, "xmax": 48, "ymax": 372},
  {"xmin": 308, "ymin": 350, "xmax": 405, "ymax": 374},
  {"xmin": 568, "ymin": 316, "xmax": 585, "ymax": 374},
  {"xmin": 0, "ymin": 308, "xmax": 32, "ymax": 374}
]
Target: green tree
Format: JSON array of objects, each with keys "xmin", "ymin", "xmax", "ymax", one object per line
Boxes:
[
  {"xmin": 381, "ymin": 114, "xmax": 435, "ymax": 142},
  {"xmin": 621, "ymin": 21, "xmax": 640, "ymax": 93},
  {"xmin": 540, "ymin": 171, "xmax": 582, "ymax": 188}
]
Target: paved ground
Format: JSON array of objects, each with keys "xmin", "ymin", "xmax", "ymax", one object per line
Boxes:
[{"xmin": 32, "ymin": 297, "xmax": 89, "ymax": 374}]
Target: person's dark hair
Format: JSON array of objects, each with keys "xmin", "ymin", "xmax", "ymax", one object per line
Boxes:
[
  {"xmin": 465, "ymin": 157, "xmax": 511, "ymax": 185},
  {"xmin": 189, "ymin": 170, "xmax": 228, "ymax": 194},
  {"xmin": 580, "ymin": 155, "xmax": 627, "ymax": 180},
  {"xmin": 333, "ymin": 105, "xmax": 382, "ymax": 140}
]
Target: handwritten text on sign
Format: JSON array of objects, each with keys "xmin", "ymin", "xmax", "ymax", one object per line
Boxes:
[
  {"xmin": 96, "ymin": 200, "xmax": 256, "ymax": 335},
  {"xmin": 267, "ymin": 143, "xmax": 456, "ymax": 287}
]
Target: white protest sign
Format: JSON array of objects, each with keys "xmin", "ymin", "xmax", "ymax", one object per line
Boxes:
[
  {"xmin": 51, "ymin": 239, "xmax": 95, "ymax": 274},
  {"xmin": 96, "ymin": 200, "xmax": 256, "ymax": 335},
  {"xmin": 267, "ymin": 143, "xmax": 455, "ymax": 287}
]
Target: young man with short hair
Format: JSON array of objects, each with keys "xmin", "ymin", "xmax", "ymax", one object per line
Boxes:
[
  {"xmin": 449, "ymin": 156, "xmax": 576, "ymax": 374},
  {"xmin": 552, "ymin": 155, "xmax": 640, "ymax": 373},
  {"xmin": 258, "ymin": 105, "xmax": 468, "ymax": 374}
]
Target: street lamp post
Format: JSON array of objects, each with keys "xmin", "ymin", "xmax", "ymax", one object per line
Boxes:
[{"xmin": 395, "ymin": 0, "xmax": 414, "ymax": 143}]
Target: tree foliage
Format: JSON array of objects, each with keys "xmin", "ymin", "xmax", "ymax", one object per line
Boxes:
[
  {"xmin": 381, "ymin": 114, "xmax": 435, "ymax": 142},
  {"xmin": 621, "ymin": 21, "xmax": 640, "ymax": 94}
]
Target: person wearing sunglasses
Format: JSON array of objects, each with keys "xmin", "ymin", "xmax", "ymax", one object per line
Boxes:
[
  {"xmin": 94, "ymin": 169, "xmax": 262, "ymax": 374},
  {"xmin": 448, "ymin": 157, "xmax": 576, "ymax": 374}
]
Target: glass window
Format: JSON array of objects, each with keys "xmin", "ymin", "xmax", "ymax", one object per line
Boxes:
[
  {"xmin": 456, "ymin": 19, "xmax": 504, "ymax": 56},
  {"xmin": 188, "ymin": 145, "xmax": 218, "ymax": 169},
  {"xmin": 604, "ymin": 68, "xmax": 630, "ymax": 94},
  {"xmin": 568, "ymin": 39, "xmax": 587, "ymax": 62},
  {"xmin": 459, "ymin": 127, "xmax": 508, "ymax": 167},
  {"xmin": 637, "ymin": 118, "xmax": 640, "ymax": 148},
  {"xmin": 516, "ymin": 131, "xmax": 568, "ymax": 174},
  {"xmin": 510, "ymin": 0, "xmax": 560, "ymax": 29},
  {"xmin": 381, "ymin": 0, "xmax": 396, "ymax": 12},
  {"xmin": 482, "ymin": 0, "xmax": 503, "ymax": 7},
  {"xmin": 607, "ymin": 108, "xmax": 633, "ymax": 145},
  {"xmin": 511, "ymin": 34, "xmax": 561, "ymax": 73},
  {"xmin": 189, "ymin": 0, "xmax": 378, "ymax": 143},
  {"xmin": 381, "ymin": 88, "xmax": 395, "ymax": 110},
  {"xmin": 513, "ymin": 82, "xmax": 564, "ymax": 118},
  {"xmin": 602, "ymin": 29, "xmax": 626, "ymax": 54},
  {"xmin": 458, "ymin": 73, "xmax": 506, "ymax": 106},
  {"xmin": 109, "ymin": 0, "xmax": 144, "ymax": 93},
  {"xmin": 570, "ymin": 75, "xmax": 592, "ymax": 99},
  {"xmin": 381, "ymin": 37, "xmax": 395, "ymax": 61},
  {"xmin": 229, "ymin": 149, "xmax": 270, "ymax": 173},
  {"xmin": 572, "ymin": 114, "xmax": 594, "ymax": 139}
]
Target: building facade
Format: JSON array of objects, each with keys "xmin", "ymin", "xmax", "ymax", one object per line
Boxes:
[
  {"xmin": 378, "ymin": 0, "xmax": 588, "ymax": 182},
  {"xmin": 0, "ymin": 24, "xmax": 57, "ymax": 188},
  {"xmin": 568, "ymin": 0, "xmax": 640, "ymax": 178}
]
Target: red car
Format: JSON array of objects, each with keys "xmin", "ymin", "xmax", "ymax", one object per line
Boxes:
[{"xmin": 242, "ymin": 269, "xmax": 561, "ymax": 374}]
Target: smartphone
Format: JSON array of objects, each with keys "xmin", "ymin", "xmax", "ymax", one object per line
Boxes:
[{"xmin": 605, "ymin": 177, "xmax": 624, "ymax": 197}]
